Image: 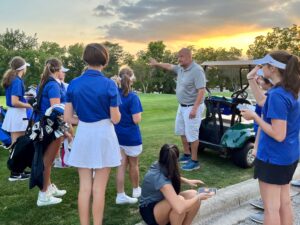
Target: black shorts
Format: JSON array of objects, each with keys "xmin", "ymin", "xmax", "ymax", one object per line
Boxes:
[
  {"xmin": 139, "ymin": 202, "xmax": 171, "ymax": 225},
  {"xmin": 139, "ymin": 202, "xmax": 159, "ymax": 225},
  {"xmin": 254, "ymin": 158, "xmax": 298, "ymax": 185}
]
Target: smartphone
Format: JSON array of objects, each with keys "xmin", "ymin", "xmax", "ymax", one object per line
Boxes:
[
  {"xmin": 237, "ymin": 104, "xmax": 255, "ymax": 112},
  {"xmin": 198, "ymin": 187, "xmax": 217, "ymax": 195}
]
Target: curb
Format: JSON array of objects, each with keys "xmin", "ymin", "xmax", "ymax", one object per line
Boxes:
[
  {"xmin": 192, "ymin": 164, "xmax": 300, "ymax": 225},
  {"xmin": 136, "ymin": 164, "xmax": 300, "ymax": 225}
]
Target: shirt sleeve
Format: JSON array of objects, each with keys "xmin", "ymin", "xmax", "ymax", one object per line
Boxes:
[
  {"xmin": 266, "ymin": 92, "xmax": 290, "ymax": 121},
  {"xmin": 11, "ymin": 79, "xmax": 24, "ymax": 97},
  {"xmin": 130, "ymin": 94, "xmax": 143, "ymax": 115},
  {"xmin": 108, "ymin": 81, "xmax": 121, "ymax": 107},
  {"xmin": 47, "ymin": 82, "xmax": 61, "ymax": 99},
  {"xmin": 171, "ymin": 64, "xmax": 180, "ymax": 74},
  {"xmin": 194, "ymin": 67, "xmax": 206, "ymax": 89},
  {"xmin": 154, "ymin": 174, "xmax": 172, "ymax": 190}
]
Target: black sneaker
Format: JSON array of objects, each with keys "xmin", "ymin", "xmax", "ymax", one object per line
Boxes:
[
  {"xmin": 23, "ymin": 170, "xmax": 31, "ymax": 176},
  {"xmin": 8, "ymin": 172, "xmax": 30, "ymax": 181}
]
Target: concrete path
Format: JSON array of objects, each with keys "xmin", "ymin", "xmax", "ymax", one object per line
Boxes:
[
  {"xmin": 193, "ymin": 165, "xmax": 300, "ymax": 225},
  {"xmin": 136, "ymin": 164, "xmax": 300, "ymax": 225}
]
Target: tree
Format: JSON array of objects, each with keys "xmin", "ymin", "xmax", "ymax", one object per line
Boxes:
[
  {"xmin": 194, "ymin": 47, "xmax": 242, "ymax": 91},
  {"xmin": 102, "ymin": 41, "xmax": 124, "ymax": 77},
  {"xmin": 132, "ymin": 50, "xmax": 151, "ymax": 93},
  {"xmin": 0, "ymin": 28, "xmax": 38, "ymax": 51},
  {"xmin": 142, "ymin": 41, "xmax": 177, "ymax": 93},
  {"xmin": 247, "ymin": 25, "xmax": 300, "ymax": 58},
  {"xmin": 63, "ymin": 43, "xmax": 85, "ymax": 82},
  {"xmin": 39, "ymin": 41, "xmax": 66, "ymax": 57}
]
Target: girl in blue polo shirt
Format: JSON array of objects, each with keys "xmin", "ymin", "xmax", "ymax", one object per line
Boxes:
[
  {"xmin": 64, "ymin": 43, "xmax": 121, "ymax": 225},
  {"xmin": 1, "ymin": 56, "xmax": 32, "ymax": 181},
  {"xmin": 113, "ymin": 66, "xmax": 143, "ymax": 205},
  {"xmin": 241, "ymin": 51, "xmax": 300, "ymax": 225},
  {"xmin": 36, "ymin": 58, "xmax": 67, "ymax": 207}
]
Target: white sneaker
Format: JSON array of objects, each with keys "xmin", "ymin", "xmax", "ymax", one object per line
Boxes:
[
  {"xmin": 53, "ymin": 158, "xmax": 63, "ymax": 168},
  {"xmin": 37, "ymin": 191, "xmax": 62, "ymax": 207},
  {"xmin": 116, "ymin": 194, "xmax": 138, "ymax": 205},
  {"xmin": 132, "ymin": 187, "xmax": 142, "ymax": 198},
  {"xmin": 48, "ymin": 183, "xmax": 67, "ymax": 197}
]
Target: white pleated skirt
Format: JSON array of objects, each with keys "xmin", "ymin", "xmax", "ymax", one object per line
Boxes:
[
  {"xmin": 67, "ymin": 119, "xmax": 121, "ymax": 169},
  {"xmin": 2, "ymin": 107, "xmax": 28, "ymax": 132}
]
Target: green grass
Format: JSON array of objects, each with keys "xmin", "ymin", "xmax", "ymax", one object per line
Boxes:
[{"xmin": 0, "ymin": 94, "xmax": 253, "ymax": 225}]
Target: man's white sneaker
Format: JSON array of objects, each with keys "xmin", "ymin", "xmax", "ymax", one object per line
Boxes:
[
  {"xmin": 132, "ymin": 187, "xmax": 142, "ymax": 198},
  {"xmin": 37, "ymin": 192, "xmax": 62, "ymax": 207},
  {"xmin": 116, "ymin": 194, "xmax": 138, "ymax": 205},
  {"xmin": 48, "ymin": 184, "xmax": 66, "ymax": 197}
]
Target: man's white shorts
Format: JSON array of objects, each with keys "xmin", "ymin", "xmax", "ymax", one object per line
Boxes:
[
  {"xmin": 175, "ymin": 104, "xmax": 205, "ymax": 142},
  {"xmin": 120, "ymin": 145, "xmax": 143, "ymax": 157}
]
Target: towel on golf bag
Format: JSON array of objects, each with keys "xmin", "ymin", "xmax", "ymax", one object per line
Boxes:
[{"xmin": 30, "ymin": 104, "xmax": 69, "ymax": 190}]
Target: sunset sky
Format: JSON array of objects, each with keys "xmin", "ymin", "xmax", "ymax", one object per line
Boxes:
[{"xmin": 0, "ymin": 0, "xmax": 299, "ymax": 55}]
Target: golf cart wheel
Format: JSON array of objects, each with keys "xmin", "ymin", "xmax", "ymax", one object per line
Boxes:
[{"xmin": 232, "ymin": 142, "xmax": 255, "ymax": 168}]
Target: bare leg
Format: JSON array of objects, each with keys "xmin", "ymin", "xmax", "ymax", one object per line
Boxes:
[
  {"xmin": 11, "ymin": 131, "xmax": 25, "ymax": 144},
  {"xmin": 280, "ymin": 184, "xmax": 293, "ymax": 225},
  {"xmin": 92, "ymin": 167, "xmax": 111, "ymax": 225},
  {"xmin": 259, "ymin": 180, "xmax": 281, "ymax": 225},
  {"xmin": 181, "ymin": 136, "xmax": 191, "ymax": 155},
  {"xmin": 42, "ymin": 138, "xmax": 62, "ymax": 192},
  {"xmin": 116, "ymin": 150, "xmax": 128, "ymax": 193},
  {"xmin": 128, "ymin": 156, "xmax": 139, "ymax": 188},
  {"xmin": 153, "ymin": 196, "xmax": 188, "ymax": 225},
  {"xmin": 180, "ymin": 190, "xmax": 201, "ymax": 225},
  {"xmin": 78, "ymin": 168, "xmax": 92, "ymax": 225},
  {"xmin": 190, "ymin": 140, "xmax": 199, "ymax": 161}
]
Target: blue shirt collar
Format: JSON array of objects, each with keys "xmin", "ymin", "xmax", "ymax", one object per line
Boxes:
[
  {"xmin": 15, "ymin": 75, "xmax": 22, "ymax": 81},
  {"xmin": 84, "ymin": 69, "xmax": 104, "ymax": 77}
]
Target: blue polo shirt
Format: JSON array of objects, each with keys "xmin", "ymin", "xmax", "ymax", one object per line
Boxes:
[
  {"xmin": 39, "ymin": 78, "xmax": 62, "ymax": 117},
  {"xmin": 5, "ymin": 76, "xmax": 26, "ymax": 107},
  {"xmin": 66, "ymin": 69, "xmax": 121, "ymax": 123},
  {"xmin": 257, "ymin": 86, "xmax": 300, "ymax": 165},
  {"xmin": 254, "ymin": 104, "xmax": 262, "ymax": 135},
  {"xmin": 60, "ymin": 82, "xmax": 67, "ymax": 103},
  {"xmin": 114, "ymin": 89, "xmax": 143, "ymax": 146}
]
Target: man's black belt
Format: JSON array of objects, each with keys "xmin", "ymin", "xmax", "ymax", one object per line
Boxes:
[{"xmin": 180, "ymin": 104, "xmax": 194, "ymax": 107}]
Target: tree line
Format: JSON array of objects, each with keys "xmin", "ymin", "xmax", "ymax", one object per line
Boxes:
[{"xmin": 0, "ymin": 25, "xmax": 299, "ymax": 95}]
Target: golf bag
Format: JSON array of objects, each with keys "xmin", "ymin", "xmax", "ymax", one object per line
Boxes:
[
  {"xmin": 29, "ymin": 104, "xmax": 68, "ymax": 190},
  {"xmin": 0, "ymin": 106, "xmax": 12, "ymax": 148}
]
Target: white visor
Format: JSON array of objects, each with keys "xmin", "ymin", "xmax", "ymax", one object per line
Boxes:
[
  {"xmin": 16, "ymin": 63, "xmax": 30, "ymax": 71},
  {"xmin": 253, "ymin": 54, "xmax": 286, "ymax": 69},
  {"xmin": 61, "ymin": 66, "xmax": 69, "ymax": 72}
]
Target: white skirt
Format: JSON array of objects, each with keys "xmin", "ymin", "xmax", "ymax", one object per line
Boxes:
[
  {"xmin": 2, "ymin": 107, "xmax": 28, "ymax": 132},
  {"xmin": 67, "ymin": 119, "xmax": 121, "ymax": 169},
  {"xmin": 120, "ymin": 145, "xmax": 143, "ymax": 157}
]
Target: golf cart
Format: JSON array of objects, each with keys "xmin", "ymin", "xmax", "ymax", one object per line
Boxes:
[{"xmin": 199, "ymin": 60, "xmax": 256, "ymax": 168}]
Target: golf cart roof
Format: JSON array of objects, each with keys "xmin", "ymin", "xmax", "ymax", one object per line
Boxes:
[{"xmin": 201, "ymin": 60, "xmax": 256, "ymax": 68}]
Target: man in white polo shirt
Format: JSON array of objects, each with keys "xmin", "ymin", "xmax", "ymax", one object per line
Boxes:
[{"xmin": 149, "ymin": 48, "xmax": 207, "ymax": 171}]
